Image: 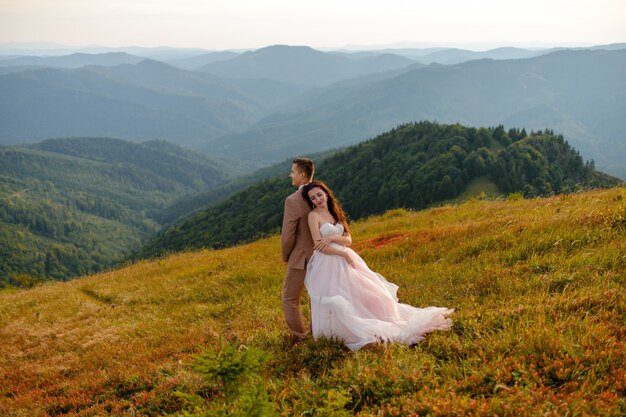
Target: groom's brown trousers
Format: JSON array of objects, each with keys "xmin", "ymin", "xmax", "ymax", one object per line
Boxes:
[
  {"xmin": 281, "ymin": 188, "xmax": 314, "ymax": 339},
  {"xmin": 282, "ymin": 267, "xmax": 308, "ymax": 338}
]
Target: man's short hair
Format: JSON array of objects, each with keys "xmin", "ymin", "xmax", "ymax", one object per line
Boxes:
[{"xmin": 292, "ymin": 157, "xmax": 314, "ymax": 180}]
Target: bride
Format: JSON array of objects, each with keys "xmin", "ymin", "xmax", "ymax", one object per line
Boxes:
[{"xmin": 301, "ymin": 180, "xmax": 454, "ymax": 351}]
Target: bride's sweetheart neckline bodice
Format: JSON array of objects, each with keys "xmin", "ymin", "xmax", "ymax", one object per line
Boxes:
[{"xmin": 320, "ymin": 222, "xmax": 344, "ymax": 237}]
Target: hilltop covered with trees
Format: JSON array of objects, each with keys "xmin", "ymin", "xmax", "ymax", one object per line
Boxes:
[{"xmin": 134, "ymin": 121, "xmax": 619, "ymax": 259}]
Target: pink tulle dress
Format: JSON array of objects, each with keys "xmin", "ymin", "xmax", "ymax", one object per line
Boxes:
[{"xmin": 305, "ymin": 222, "xmax": 454, "ymax": 351}]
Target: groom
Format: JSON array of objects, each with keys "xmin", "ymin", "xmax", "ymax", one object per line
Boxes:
[{"xmin": 281, "ymin": 157, "xmax": 315, "ymax": 342}]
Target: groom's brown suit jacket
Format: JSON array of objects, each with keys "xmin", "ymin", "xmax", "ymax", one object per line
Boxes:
[{"xmin": 281, "ymin": 188, "xmax": 314, "ymax": 269}]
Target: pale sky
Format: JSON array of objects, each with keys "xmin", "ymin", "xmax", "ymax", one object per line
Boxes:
[{"xmin": 1, "ymin": 0, "xmax": 625, "ymax": 50}]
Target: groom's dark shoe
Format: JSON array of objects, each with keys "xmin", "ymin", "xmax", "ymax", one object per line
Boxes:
[{"xmin": 288, "ymin": 333, "xmax": 308, "ymax": 346}]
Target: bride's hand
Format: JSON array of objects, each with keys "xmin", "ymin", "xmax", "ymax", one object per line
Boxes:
[
  {"xmin": 314, "ymin": 236, "xmax": 334, "ymax": 251},
  {"xmin": 343, "ymin": 252, "xmax": 356, "ymax": 269}
]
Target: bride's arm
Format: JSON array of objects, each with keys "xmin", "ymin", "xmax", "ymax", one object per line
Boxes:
[
  {"xmin": 321, "ymin": 245, "xmax": 355, "ymax": 268},
  {"xmin": 308, "ymin": 213, "xmax": 355, "ymax": 268},
  {"xmin": 336, "ymin": 231, "xmax": 352, "ymax": 246},
  {"xmin": 315, "ymin": 230, "xmax": 351, "ymax": 251},
  {"xmin": 307, "ymin": 212, "xmax": 323, "ymax": 245}
]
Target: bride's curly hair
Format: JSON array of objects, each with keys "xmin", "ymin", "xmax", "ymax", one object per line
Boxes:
[{"xmin": 301, "ymin": 180, "xmax": 351, "ymax": 234}]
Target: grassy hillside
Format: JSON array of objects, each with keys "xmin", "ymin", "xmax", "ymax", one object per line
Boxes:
[{"xmin": 1, "ymin": 187, "xmax": 625, "ymax": 416}]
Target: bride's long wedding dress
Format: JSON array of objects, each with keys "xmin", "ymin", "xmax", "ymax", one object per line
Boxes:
[{"xmin": 305, "ymin": 222, "xmax": 454, "ymax": 351}]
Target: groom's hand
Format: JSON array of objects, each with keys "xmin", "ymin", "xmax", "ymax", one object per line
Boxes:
[{"xmin": 314, "ymin": 236, "xmax": 333, "ymax": 251}]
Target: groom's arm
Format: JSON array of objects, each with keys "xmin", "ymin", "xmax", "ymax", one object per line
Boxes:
[{"xmin": 281, "ymin": 197, "xmax": 298, "ymax": 262}]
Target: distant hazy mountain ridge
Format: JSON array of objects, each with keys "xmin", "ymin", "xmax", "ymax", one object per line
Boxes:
[
  {"xmin": 199, "ymin": 45, "xmax": 416, "ymax": 86},
  {"xmin": 203, "ymin": 49, "xmax": 626, "ymax": 179},
  {"xmin": 0, "ymin": 59, "xmax": 308, "ymax": 147},
  {"xmin": 0, "ymin": 52, "xmax": 143, "ymax": 68},
  {"xmin": 1, "ymin": 45, "xmax": 624, "ymax": 178}
]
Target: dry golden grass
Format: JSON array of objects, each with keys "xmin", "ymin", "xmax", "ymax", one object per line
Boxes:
[{"xmin": 1, "ymin": 187, "xmax": 625, "ymax": 416}]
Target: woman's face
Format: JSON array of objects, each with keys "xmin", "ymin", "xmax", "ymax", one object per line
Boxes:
[{"xmin": 308, "ymin": 187, "xmax": 327, "ymax": 209}]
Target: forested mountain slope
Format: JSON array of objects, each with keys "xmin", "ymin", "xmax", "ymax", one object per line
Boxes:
[
  {"xmin": 155, "ymin": 148, "xmax": 340, "ymax": 225},
  {"xmin": 135, "ymin": 122, "xmax": 620, "ymax": 259},
  {"xmin": 0, "ymin": 138, "xmax": 234, "ymax": 285}
]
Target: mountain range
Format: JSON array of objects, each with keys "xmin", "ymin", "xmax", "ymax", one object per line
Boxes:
[
  {"xmin": 198, "ymin": 45, "xmax": 416, "ymax": 86},
  {"xmin": 0, "ymin": 59, "xmax": 309, "ymax": 149},
  {"xmin": 1, "ymin": 44, "xmax": 624, "ymax": 178},
  {"xmin": 202, "ymin": 49, "xmax": 626, "ymax": 180},
  {"xmin": 4, "ymin": 41, "xmax": 624, "ymax": 65},
  {"xmin": 0, "ymin": 52, "xmax": 143, "ymax": 69}
]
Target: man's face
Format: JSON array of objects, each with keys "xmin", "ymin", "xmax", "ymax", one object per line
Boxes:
[{"xmin": 290, "ymin": 163, "xmax": 305, "ymax": 187}]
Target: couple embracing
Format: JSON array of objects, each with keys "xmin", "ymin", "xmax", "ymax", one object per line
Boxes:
[{"xmin": 281, "ymin": 157, "xmax": 453, "ymax": 351}]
